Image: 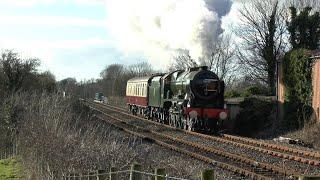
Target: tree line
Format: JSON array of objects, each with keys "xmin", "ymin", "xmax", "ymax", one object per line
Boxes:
[
  {"xmin": 0, "ymin": 50, "xmax": 56, "ymax": 97},
  {"xmin": 58, "ymin": 62, "xmax": 155, "ymax": 99}
]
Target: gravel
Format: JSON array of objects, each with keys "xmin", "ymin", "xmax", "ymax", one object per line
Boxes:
[{"xmin": 105, "ymin": 109, "xmax": 320, "ymax": 176}]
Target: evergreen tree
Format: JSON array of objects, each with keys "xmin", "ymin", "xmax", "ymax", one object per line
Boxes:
[{"xmin": 288, "ymin": 7, "xmax": 320, "ymax": 50}]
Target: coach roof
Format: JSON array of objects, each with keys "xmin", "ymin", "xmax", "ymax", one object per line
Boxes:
[
  {"xmin": 127, "ymin": 76, "xmax": 152, "ymax": 83},
  {"xmin": 127, "ymin": 73, "xmax": 165, "ymax": 83}
]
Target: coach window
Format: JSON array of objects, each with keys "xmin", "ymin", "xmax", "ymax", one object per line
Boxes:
[
  {"xmin": 140, "ymin": 83, "xmax": 142, "ymax": 96},
  {"xmin": 142, "ymin": 84, "xmax": 144, "ymax": 96},
  {"xmin": 139, "ymin": 83, "xmax": 142, "ymax": 96},
  {"xmin": 142, "ymin": 84, "xmax": 146, "ymax": 96},
  {"xmin": 141, "ymin": 84, "xmax": 143, "ymax": 96},
  {"xmin": 130, "ymin": 84, "xmax": 132, "ymax": 96},
  {"xmin": 143, "ymin": 83, "xmax": 144, "ymax": 96}
]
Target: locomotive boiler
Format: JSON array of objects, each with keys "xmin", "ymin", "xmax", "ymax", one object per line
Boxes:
[{"xmin": 126, "ymin": 66, "xmax": 228, "ymax": 133}]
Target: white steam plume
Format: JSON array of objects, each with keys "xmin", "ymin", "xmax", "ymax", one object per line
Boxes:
[{"xmin": 106, "ymin": 0, "xmax": 232, "ymax": 68}]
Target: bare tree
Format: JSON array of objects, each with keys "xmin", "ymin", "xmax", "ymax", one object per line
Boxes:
[
  {"xmin": 170, "ymin": 50, "xmax": 198, "ymax": 71},
  {"xmin": 206, "ymin": 34, "xmax": 237, "ymax": 82},
  {"xmin": 170, "ymin": 37, "xmax": 236, "ymax": 85},
  {"xmin": 126, "ymin": 61, "xmax": 154, "ymax": 77},
  {"xmin": 236, "ymin": 0, "xmax": 286, "ymax": 95},
  {"xmin": 100, "ymin": 64, "xmax": 124, "ymax": 96},
  {"xmin": 59, "ymin": 78, "xmax": 78, "ymax": 96}
]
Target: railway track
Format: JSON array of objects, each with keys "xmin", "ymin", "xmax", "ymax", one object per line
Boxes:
[
  {"xmin": 85, "ymin": 103, "xmax": 290, "ymax": 179},
  {"xmin": 82, "ymin": 100, "xmax": 320, "ymax": 179},
  {"xmin": 101, "ymin": 102, "xmax": 320, "ymax": 165}
]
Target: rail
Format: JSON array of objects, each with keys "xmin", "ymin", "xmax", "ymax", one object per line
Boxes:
[
  {"xmin": 103, "ymin": 101, "xmax": 320, "ymax": 163},
  {"xmin": 83, "ymin": 100, "xmax": 300, "ymax": 179}
]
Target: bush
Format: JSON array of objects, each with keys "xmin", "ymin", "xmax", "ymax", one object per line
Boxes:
[
  {"xmin": 234, "ymin": 98, "xmax": 275, "ymax": 136},
  {"xmin": 1, "ymin": 93, "xmax": 218, "ymax": 179},
  {"xmin": 241, "ymin": 85, "xmax": 267, "ymax": 97},
  {"xmin": 282, "ymin": 49, "xmax": 314, "ymax": 129},
  {"xmin": 224, "ymin": 90, "xmax": 241, "ymax": 98}
]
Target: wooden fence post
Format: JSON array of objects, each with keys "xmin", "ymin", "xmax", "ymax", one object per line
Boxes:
[
  {"xmin": 65, "ymin": 173, "xmax": 70, "ymax": 180},
  {"xmin": 154, "ymin": 168, "xmax": 166, "ymax": 180},
  {"xmin": 63, "ymin": 173, "xmax": 68, "ymax": 180},
  {"xmin": 74, "ymin": 173, "xmax": 80, "ymax": 180},
  {"xmin": 201, "ymin": 169, "xmax": 214, "ymax": 180},
  {"xmin": 97, "ymin": 170, "xmax": 107, "ymax": 180},
  {"xmin": 89, "ymin": 171, "xmax": 97, "ymax": 180},
  {"xmin": 71, "ymin": 173, "xmax": 75, "ymax": 180},
  {"xmin": 299, "ymin": 176, "xmax": 320, "ymax": 180},
  {"xmin": 109, "ymin": 167, "xmax": 117, "ymax": 180},
  {"xmin": 130, "ymin": 164, "xmax": 142, "ymax": 180}
]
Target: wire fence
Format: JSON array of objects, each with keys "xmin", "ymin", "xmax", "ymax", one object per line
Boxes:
[{"xmin": 58, "ymin": 163, "xmax": 215, "ymax": 180}]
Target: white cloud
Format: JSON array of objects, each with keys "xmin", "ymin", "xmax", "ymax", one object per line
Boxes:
[
  {"xmin": 0, "ymin": 0, "xmax": 55, "ymax": 6},
  {"xmin": 0, "ymin": 0, "xmax": 105, "ymax": 6},
  {"xmin": 0, "ymin": 38, "xmax": 110, "ymax": 49},
  {"xmin": 0, "ymin": 38, "xmax": 110, "ymax": 70},
  {"xmin": 76, "ymin": 0, "xmax": 105, "ymax": 5},
  {"xmin": 0, "ymin": 15, "xmax": 105, "ymax": 27}
]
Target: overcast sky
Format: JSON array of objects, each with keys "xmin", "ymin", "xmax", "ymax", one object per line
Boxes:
[{"xmin": 0, "ymin": 0, "xmax": 240, "ymax": 81}]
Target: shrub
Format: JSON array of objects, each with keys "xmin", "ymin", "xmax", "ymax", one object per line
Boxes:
[
  {"xmin": 240, "ymin": 85, "xmax": 267, "ymax": 97},
  {"xmin": 2, "ymin": 93, "xmax": 218, "ymax": 179},
  {"xmin": 282, "ymin": 49, "xmax": 314, "ymax": 129},
  {"xmin": 224, "ymin": 90, "xmax": 241, "ymax": 98},
  {"xmin": 234, "ymin": 98, "xmax": 275, "ymax": 136}
]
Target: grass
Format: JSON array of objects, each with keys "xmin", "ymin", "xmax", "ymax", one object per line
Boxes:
[
  {"xmin": 0, "ymin": 157, "xmax": 23, "ymax": 179},
  {"xmin": 285, "ymin": 123, "xmax": 320, "ymax": 150}
]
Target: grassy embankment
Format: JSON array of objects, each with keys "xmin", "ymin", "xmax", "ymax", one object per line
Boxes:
[{"xmin": 0, "ymin": 157, "xmax": 23, "ymax": 179}]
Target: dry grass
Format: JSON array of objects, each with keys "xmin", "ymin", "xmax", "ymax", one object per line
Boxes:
[
  {"xmin": 107, "ymin": 96, "xmax": 126, "ymax": 108},
  {"xmin": 285, "ymin": 122, "xmax": 320, "ymax": 149},
  {"xmin": 1, "ymin": 93, "xmax": 230, "ymax": 179}
]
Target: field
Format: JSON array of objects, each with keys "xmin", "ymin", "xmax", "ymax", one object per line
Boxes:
[{"xmin": 0, "ymin": 157, "xmax": 23, "ymax": 179}]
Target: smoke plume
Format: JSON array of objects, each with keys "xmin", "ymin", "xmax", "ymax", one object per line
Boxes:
[{"xmin": 106, "ymin": 0, "xmax": 232, "ymax": 68}]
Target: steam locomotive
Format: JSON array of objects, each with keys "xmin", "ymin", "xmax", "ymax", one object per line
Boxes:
[{"xmin": 125, "ymin": 66, "xmax": 228, "ymax": 133}]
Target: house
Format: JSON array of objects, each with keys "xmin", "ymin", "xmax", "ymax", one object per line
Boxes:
[
  {"xmin": 311, "ymin": 51, "xmax": 320, "ymax": 122},
  {"xmin": 277, "ymin": 50, "xmax": 320, "ymax": 122}
]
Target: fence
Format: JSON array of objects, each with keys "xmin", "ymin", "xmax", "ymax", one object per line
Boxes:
[
  {"xmin": 0, "ymin": 144, "xmax": 18, "ymax": 160},
  {"xmin": 60, "ymin": 163, "xmax": 215, "ymax": 180}
]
